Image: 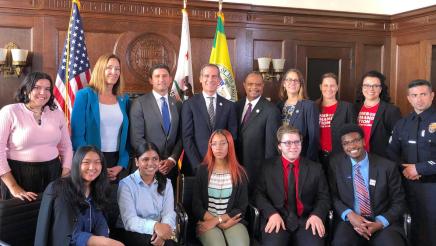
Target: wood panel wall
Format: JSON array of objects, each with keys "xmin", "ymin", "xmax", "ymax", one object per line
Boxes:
[{"xmin": 0, "ymin": 0, "xmax": 435, "ymax": 115}]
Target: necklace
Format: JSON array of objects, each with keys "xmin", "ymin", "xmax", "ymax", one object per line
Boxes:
[{"xmin": 25, "ymin": 104, "xmax": 42, "ymax": 125}]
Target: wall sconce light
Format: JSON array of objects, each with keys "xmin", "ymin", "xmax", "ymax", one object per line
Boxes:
[
  {"xmin": 0, "ymin": 42, "xmax": 29, "ymax": 78},
  {"xmin": 257, "ymin": 57, "xmax": 286, "ymax": 82}
]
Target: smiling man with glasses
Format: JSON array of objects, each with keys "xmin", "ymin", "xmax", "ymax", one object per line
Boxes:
[
  {"xmin": 329, "ymin": 124, "xmax": 406, "ymax": 246},
  {"xmin": 255, "ymin": 125, "xmax": 330, "ymax": 246}
]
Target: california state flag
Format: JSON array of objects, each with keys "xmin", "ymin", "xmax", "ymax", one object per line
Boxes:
[
  {"xmin": 171, "ymin": 8, "xmax": 194, "ymax": 101},
  {"xmin": 209, "ymin": 11, "xmax": 237, "ymax": 102}
]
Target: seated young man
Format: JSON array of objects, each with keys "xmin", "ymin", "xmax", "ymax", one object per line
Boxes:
[
  {"xmin": 329, "ymin": 124, "xmax": 406, "ymax": 246},
  {"xmin": 255, "ymin": 125, "xmax": 330, "ymax": 246}
]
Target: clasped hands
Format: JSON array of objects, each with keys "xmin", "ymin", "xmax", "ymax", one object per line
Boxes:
[
  {"xmin": 196, "ymin": 213, "xmax": 242, "ymax": 235},
  {"xmin": 265, "ymin": 213, "xmax": 325, "ymax": 238},
  {"xmin": 152, "ymin": 222, "xmax": 175, "ymax": 246},
  {"xmin": 347, "ymin": 211, "xmax": 383, "ymax": 240}
]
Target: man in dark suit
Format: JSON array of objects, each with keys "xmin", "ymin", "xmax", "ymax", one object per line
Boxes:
[
  {"xmin": 329, "ymin": 124, "xmax": 406, "ymax": 246},
  {"xmin": 235, "ymin": 71, "xmax": 280, "ymax": 195},
  {"xmin": 387, "ymin": 79, "xmax": 436, "ymax": 246},
  {"xmin": 129, "ymin": 64, "xmax": 182, "ymax": 187},
  {"xmin": 181, "ymin": 64, "xmax": 237, "ymax": 175},
  {"xmin": 256, "ymin": 125, "xmax": 330, "ymax": 246}
]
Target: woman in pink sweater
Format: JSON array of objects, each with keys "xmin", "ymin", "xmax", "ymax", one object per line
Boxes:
[{"xmin": 0, "ymin": 72, "xmax": 73, "ymax": 201}]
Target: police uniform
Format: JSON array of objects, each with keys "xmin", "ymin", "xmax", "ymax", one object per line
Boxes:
[{"xmin": 387, "ymin": 106, "xmax": 436, "ymax": 246}]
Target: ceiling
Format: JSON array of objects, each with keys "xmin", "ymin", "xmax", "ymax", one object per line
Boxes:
[{"xmin": 205, "ymin": 0, "xmax": 436, "ymax": 15}]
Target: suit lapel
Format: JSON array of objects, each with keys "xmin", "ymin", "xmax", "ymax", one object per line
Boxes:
[
  {"xmin": 242, "ymin": 97, "xmax": 264, "ymax": 132},
  {"xmin": 297, "ymin": 158, "xmax": 308, "ymax": 197},
  {"xmin": 288, "ymin": 100, "xmax": 302, "ymax": 126},
  {"xmin": 215, "ymin": 95, "xmax": 224, "ymax": 129},
  {"xmin": 236, "ymin": 99, "xmax": 245, "ymax": 126},
  {"xmin": 272, "ymin": 158, "xmax": 286, "ymax": 205},
  {"xmin": 90, "ymin": 90, "xmax": 100, "ymax": 125},
  {"xmin": 331, "ymin": 101, "xmax": 343, "ymax": 124},
  {"xmin": 168, "ymin": 97, "xmax": 179, "ymax": 138},
  {"xmin": 370, "ymin": 101, "xmax": 385, "ymax": 138},
  {"xmin": 197, "ymin": 94, "xmax": 212, "ymax": 131},
  {"xmin": 149, "ymin": 93, "xmax": 166, "ymax": 135},
  {"xmin": 341, "ymin": 155, "xmax": 355, "ymax": 198},
  {"xmin": 368, "ymin": 155, "xmax": 378, "ymax": 213}
]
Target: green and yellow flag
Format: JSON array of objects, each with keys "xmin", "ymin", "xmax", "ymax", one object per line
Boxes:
[{"xmin": 209, "ymin": 11, "xmax": 238, "ymax": 101}]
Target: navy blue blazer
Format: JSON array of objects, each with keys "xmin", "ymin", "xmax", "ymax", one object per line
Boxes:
[
  {"xmin": 71, "ymin": 87, "xmax": 130, "ymax": 168},
  {"xmin": 278, "ymin": 99, "xmax": 320, "ymax": 161},
  {"xmin": 181, "ymin": 93, "xmax": 237, "ymax": 175}
]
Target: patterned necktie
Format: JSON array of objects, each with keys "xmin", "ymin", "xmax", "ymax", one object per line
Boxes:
[
  {"xmin": 242, "ymin": 103, "xmax": 252, "ymax": 125},
  {"xmin": 207, "ymin": 97, "xmax": 215, "ymax": 127},
  {"xmin": 354, "ymin": 163, "xmax": 371, "ymax": 217},
  {"xmin": 287, "ymin": 163, "xmax": 297, "ymax": 214},
  {"xmin": 160, "ymin": 97, "xmax": 171, "ymax": 135}
]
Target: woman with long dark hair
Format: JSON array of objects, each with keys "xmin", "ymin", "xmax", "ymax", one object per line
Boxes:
[
  {"xmin": 117, "ymin": 142, "xmax": 176, "ymax": 246},
  {"xmin": 354, "ymin": 70, "xmax": 401, "ymax": 157},
  {"xmin": 0, "ymin": 71, "xmax": 72, "ymax": 201},
  {"xmin": 35, "ymin": 146, "xmax": 123, "ymax": 246},
  {"xmin": 193, "ymin": 129, "xmax": 249, "ymax": 246},
  {"xmin": 316, "ymin": 73, "xmax": 355, "ymax": 172},
  {"xmin": 277, "ymin": 68, "xmax": 319, "ymax": 161}
]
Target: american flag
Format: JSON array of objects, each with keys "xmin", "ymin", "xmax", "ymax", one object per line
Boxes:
[{"xmin": 54, "ymin": 0, "xmax": 90, "ymax": 121}]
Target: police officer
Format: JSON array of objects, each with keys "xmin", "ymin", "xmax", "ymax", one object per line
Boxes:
[{"xmin": 387, "ymin": 79, "xmax": 436, "ymax": 246}]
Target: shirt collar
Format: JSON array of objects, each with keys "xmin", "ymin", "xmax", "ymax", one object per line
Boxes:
[
  {"xmin": 133, "ymin": 170, "xmax": 158, "ymax": 185},
  {"xmin": 152, "ymin": 90, "xmax": 168, "ymax": 102},
  {"xmin": 245, "ymin": 96, "xmax": 261, "ymax": 109},
  {"xmin": 281, "ymin": 156, "xmax": 300, "ymax": 169},
  {"xmin": 413, "ymin": 106, "xmax": 436, "ymax": 120},
  {"xmin": 350, "ymin": 152, "xmax": 369, "ymax": 167},
  {"xmin": 202, "ymin": 91, "xmax": 217, "ymax": 100}
]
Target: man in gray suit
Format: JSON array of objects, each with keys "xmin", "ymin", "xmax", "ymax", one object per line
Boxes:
[
  {"xmin": 235, "ymin": 71, "xmax": 281, "ymax": 195},
  {"xmin": 129, "ymin": 64, "xmax": 182, "ymax": 188}
]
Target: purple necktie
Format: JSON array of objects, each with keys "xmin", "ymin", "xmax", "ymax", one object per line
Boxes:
[{"xmin": 242, "ymin": 103, "xmax": 252, "ymax": 125}]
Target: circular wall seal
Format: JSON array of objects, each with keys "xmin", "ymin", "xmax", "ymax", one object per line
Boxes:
[{"xmin": 127, "ymin": 33, "xmax": 177, "ymax": 80}]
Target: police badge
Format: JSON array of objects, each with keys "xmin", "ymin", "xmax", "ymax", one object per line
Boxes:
[{"xmin": 429, "ymin": 122, "xmax": 436, "ymax": 133}]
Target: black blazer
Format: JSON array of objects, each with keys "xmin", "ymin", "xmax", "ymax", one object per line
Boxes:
[
  {"xmin": 277, "ymin": 100, "xmax": 320, "ymax": 161},
  {"xmin": 316, "ymin": 100, "xmax": 356, "ymax": 154},
  {"xmin": 235, "ymin": 97, "xmax": 281, "ymax": 184},
  {"xmin": 181, "ymin": 93, "xmax": 237, "ymax": 175},
  {"xmin": 354, "ymin": 101, "xmax": 401, "ymax": 158},
  {"xmin": 255, "ymin": 157, "xmax": 330, "ymax": 225},
  {"xmin": 34, "ymin": 181, "xmax": 108, "ymax": 246},
  {"xmin": 328, "ymin": 152, "xmax": 406, "ymax": 225},
  {"xmin": 192, "ymin": 165, "xmax": 248, "ymax": 224}
]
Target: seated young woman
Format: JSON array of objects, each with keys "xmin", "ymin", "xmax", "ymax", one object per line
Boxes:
[
  {"xmin": 193, "ymin": 129, "xmax": 250, "ymax": 246},
  {"xmin": 34, "ymin": 145, "xmax": 123, "ymax": 246},
  {"xmin": 117, "ymin": 142, "xmax": 176, "ymax": 246}
]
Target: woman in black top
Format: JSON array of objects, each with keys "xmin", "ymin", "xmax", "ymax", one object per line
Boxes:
[{"xmin": 354, "ymin": 70, "xmax": 401, "ymax": 158}]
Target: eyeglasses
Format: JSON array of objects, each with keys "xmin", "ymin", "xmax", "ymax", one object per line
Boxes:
[
  {"xmin": 284, "ymin": 78, "xmax": 300, "ymax": 84},
  {"xmin": 341, "ymin": 137, "xmax": 362, "ymax": 146},
  {"xmin": 280, "ymin": 140, "xmax": 301, "ymax": 147},
  {"xmin": 211, "ymin": 141, "xmax": 228, "ymax": 148},
  {"xmin": 362, "ymin": 84, "xmax": 381, "ymax": 89}
]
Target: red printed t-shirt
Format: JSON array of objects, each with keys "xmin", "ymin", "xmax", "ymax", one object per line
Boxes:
[
  {"xmin": 358, "ymin": 103, "xmax": 379, "ymax": 151},
  {"xmin": 281, "ymin": 157, "xmax": 304, "ymax": 217},
  {"xmin": 319, "ymin": 103, "xmax": 337, "ymax": 152}
]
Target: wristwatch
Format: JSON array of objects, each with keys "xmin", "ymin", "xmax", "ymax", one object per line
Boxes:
[{"xmin": 218, "ymin": 215, "xmax": 223, "ymax": 224}]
